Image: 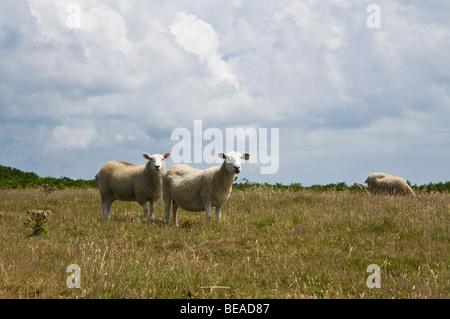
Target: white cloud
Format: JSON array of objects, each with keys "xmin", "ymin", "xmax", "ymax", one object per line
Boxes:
[
  {"xmin": 43, "ymin": 120, "xmax": 98, "ymax": 151},
  {"xmin": 170, "ymin": 12, "xmax": 240, "ymax": 90}
]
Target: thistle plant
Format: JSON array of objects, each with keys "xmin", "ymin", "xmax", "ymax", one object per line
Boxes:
[{"xmin": 24, "ymin": 209, "xmax": 50, "ymax": 237}]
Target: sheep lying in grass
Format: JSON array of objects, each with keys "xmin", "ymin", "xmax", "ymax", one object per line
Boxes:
[
  {"xmin": 365, "ymin": 172, "xmax": 415, "ymax": 196},
  {"xmin": 350, "ymin": 182, "xmax": 369, "ymax": 194},
  {"xmin": 95, "ymin": 152, "xmax": 170, "ymax": 220},
  {"xmin": 162, "ymin": 151, "xmax": 250, "ymax": 225}
]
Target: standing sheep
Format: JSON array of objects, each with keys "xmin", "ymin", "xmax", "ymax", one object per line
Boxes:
[
  {"xmin": 162, "ymin": 151, "xmax": 250, "ymax": 226},
  {"xmin": 365, "ymin": 172, "xmax": 415, "ymax": 196},
  {"xmin": 95, "ymin": 152, "xmax": 171, "ymax": 220}
]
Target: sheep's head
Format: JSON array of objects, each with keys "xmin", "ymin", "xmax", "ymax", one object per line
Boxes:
[
  {"xmin": 365, "ymin": 173, "xmax": 388, "ymax": 185},
  {"xmin": 218, "ymin": 151, "xmax": 250, "ymax": 174},
  {"xmin": 143, "ymin": 152, "xmax": 170, "ymax": 172}
]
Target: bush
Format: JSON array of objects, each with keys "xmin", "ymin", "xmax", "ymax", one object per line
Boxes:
[
  {"xmin": 1, "ymin": 164, "xmax": 449, "ymax": 192},
  {"xmin": 233, "ymin": 179, "xmax": 450, "ymax": 193},
  {"xmin": 0, "ymin": 165, "xmax": 97, "ymax": 190}
]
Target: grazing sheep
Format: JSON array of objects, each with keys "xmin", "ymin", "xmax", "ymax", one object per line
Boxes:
[
  {"xmin": 365, "ymin": 173, "xmax": 415, "ymax": 196},
  {"xmin": 350, "ymin": 182, "xmax": 369, "ymax": 194},
  {"xmin": 162, "ymin": 151, "xmax": 250, "ymax": 225},
  {"xmin": 95, "ymin": 152, "xmax": 171, "ymax": 220}
]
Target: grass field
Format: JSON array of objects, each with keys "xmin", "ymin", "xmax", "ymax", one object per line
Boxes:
[{"xmin": 0, "ymin": 187, "xmax": 448, "ymax": 299}]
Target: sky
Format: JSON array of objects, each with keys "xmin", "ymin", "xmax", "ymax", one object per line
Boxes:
[{"xmin": 0, "ymin": 0, "xmax": 449, "ymax": 186}]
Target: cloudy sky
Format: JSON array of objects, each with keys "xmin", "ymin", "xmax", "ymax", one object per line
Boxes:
[{"xmin": 1, "ymin": 0, "xmax": 449, "ymax": 185}]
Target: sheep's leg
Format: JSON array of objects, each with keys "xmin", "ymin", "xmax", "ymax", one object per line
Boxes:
[
  {"xmin": 215, "ymin": 205, "xmax": 224, "ymax": 220},
  {"xmin": 102, "ymin": 200, "xmax": 114, "ymax": 220},
  {"xmin": 164, "ymin": 198, "xmax": 171, "ymax": 224},
  {"xmin": 205, "ymin": 202, "xmax": 213, "ymax": 222},
  {"xmin": 142, "ymin": 202, "xmax": 149, "ymax": 219},
  {"xmin": 149, "ymin": 201, "xmax": 155, "ymax": 220},
  {"xmin": 172, "ymin": 201, "xmax": 179, "ymax": 226}
]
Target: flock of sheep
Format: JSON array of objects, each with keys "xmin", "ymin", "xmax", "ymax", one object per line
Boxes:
[
  {"xmin": 95, "ymin": 151, "xmax": 249, "ymax": 225},
  {"xmin": 95, "ymin": 151, "xmax": 415, "ymax": 224}
]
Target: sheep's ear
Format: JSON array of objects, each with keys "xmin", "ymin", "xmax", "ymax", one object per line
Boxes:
[
  {"xmin": 218, "ymin": 152, "xmax": 226, "ymax": 159},
  {"xmin": 244, "ymin": 153, "xmax": 250, "ymax": 160},
  {"xmin": 163, "ymin": 152, "xmax": 170, "ymax": 159},
  {"xmin": 143, "ymin": 153, "xmax": 152, "ymax": 160}
]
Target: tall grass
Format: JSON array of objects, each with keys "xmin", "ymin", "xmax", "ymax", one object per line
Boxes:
[{"xmin": 0, "ymin": 187, "xmax": 448, "ymax": 299}]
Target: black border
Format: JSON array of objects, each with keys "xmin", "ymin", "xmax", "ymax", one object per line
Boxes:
[{"xmin": 1, "ymin": 298, "xmax": 443, "ymax": 318}]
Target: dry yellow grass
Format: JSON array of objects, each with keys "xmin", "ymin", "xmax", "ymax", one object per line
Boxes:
[{"xmin": 0, "ymin": 187, "xmax": 448, "ymax": 298}]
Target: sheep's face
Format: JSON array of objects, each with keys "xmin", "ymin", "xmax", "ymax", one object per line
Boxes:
[
  {"xmin": 143, "ymin": 152, "xmax": 170, "ymax": 172},
  {"xmin": 218, "ymin": 151, "xmax": 250, "ymax": 174}
]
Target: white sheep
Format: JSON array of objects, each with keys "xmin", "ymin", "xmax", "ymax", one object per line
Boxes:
[
  {"xmin": 95, "ymin": 152, "xmax": 171, "ymax": 220},
  {"xmin": 162, "ymin": 151, "xmax": 250, "ymax": 225},
  {"xmin": 365, "ymin": 172, "xmax": 415, "ymax": 196}
]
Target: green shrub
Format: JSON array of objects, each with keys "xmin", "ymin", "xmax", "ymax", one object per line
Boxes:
[{"xmin": 1, "ymin": 164, "xmax": 449, "ymax": 192}]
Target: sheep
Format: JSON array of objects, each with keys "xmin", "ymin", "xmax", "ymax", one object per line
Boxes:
[
  {"xmin": 350, "ymin": 182, "xmax": 369, "ymax": 194},
  {"xmin": 365, "ymin": 172, "xmax": 415, "ymax": 196},
  {"xmin": 95, "ymin": 152, "xmax": 171, "ymax": 220},
  {"xmin": 162, "ymin": 151, "xmax": 250, "ymax": 226}
]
